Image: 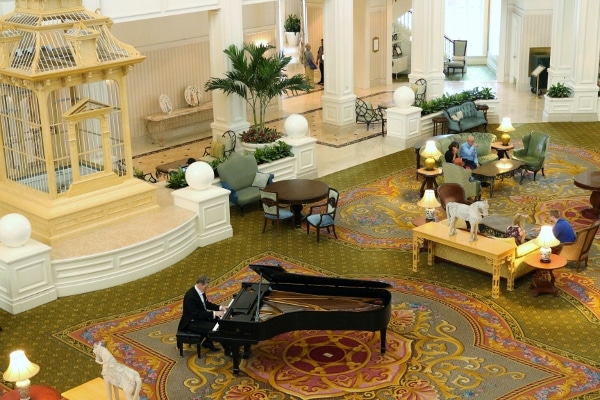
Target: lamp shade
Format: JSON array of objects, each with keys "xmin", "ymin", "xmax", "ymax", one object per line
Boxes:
[
  {"xmin": 3, "ymin": 350, "xmax": 40, "ymax": 382},
  {"xmin": 536, "ymin": 225, "xmax": 560, "ymax": 248},
  {"xmin": 417, "ymin": 189, "xmax": 441, "ymax": 209},
  {"xmin": 497, "ymin": 117, "xmax": 515, "ymax": 132}
]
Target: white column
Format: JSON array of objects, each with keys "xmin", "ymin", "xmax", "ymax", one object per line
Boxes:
[
  {"xmin": 545, "ymin": 0, "xmax": 599, "ymax": 122},
  {"xmin": 0, "ymin": 240, "xmax": 56, "ymax": 314},
  {"xmin": 408, "ymin": 0, "xmax": 446, "ymax": 100},
  {"xmin": 208, "ymin": 1, "xmax": 251, "ymax": 137},
  {"xmin": 320, "ymin": 0, "xmax": 356, "ymax": 126},
  {"xmin": 172, "ymin": 186, "xmax": 233, "ymax": 247}
]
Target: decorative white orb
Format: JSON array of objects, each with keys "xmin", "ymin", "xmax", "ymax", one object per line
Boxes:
[
  {"xmin": 185, "ymin": 162, "xmax": 214, "ymax": 191},
  {"xmin": 284, "ymin": 114, "xmax": 309, "ymax": 138},
  {"xmin": 393, "ymin": 86, "xmax": 416, "ymax": 108},
  {"xmin": 0, "ymin": 213, "xmax": 32, "ymax": 247}
]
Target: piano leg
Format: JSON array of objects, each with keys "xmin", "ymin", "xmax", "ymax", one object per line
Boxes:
[
  {"xmin": 231, "ymin": 344, "xmax": 242, "ymax": 375},
  {"xmin": 380, "ymin": 329, "xmax": 387, "ymax": 353}
]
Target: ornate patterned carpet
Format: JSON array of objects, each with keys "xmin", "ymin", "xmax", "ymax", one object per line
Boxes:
[
  {"xmin": 53, "ymin": 254, "xmax": 600, "ymax": 400},
  {"xmin": 3, "ymin": 122, "xmax": 600, "ymax": 400}
]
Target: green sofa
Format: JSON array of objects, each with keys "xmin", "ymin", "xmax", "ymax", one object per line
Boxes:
[
  {"xmin": 417, "ymin": 131, "xmax": 498, "ymax": 170},
  {"xmin": 442, "ymin": 101, "xmax": 488, "ymax": 133}
]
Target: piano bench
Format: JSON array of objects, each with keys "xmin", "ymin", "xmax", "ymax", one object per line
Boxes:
[{"xmin": 176, "ymin": 331, "xmax": 205, "ymax": 357}]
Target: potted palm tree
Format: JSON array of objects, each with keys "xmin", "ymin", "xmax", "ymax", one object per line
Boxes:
[
  {"xmin": 284, "ymin": 14, "xmax": 301, "ymax": 46},
  {"xmin": 204, "ymin": 43, "xmax": 312, "ymax": 148}
]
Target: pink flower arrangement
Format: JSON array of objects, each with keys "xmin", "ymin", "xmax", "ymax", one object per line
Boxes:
[{"xmin": 240, "ymin": 126, "xmax": 284, "ymax": 144}]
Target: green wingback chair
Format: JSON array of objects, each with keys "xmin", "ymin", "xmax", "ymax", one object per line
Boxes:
[
  {"xmin": 511, "ymin": 131, "xmax": 549, "ymax": 181},
  {"xmin": 217, "ymin": 153, "xmax": 273, "ymax": 214},
  {"xmin": 442, "ymin": 162, "xmax": 481, "ymax": 201}
]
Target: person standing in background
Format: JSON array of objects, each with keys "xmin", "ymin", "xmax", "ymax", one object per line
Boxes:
[
  {"xmin": 317, "ymin": 39, "xmax": 324, "ymax": 85},
  {"xmin": 304, "ymin": 43, "xmax": 315, "ymax": 88}
]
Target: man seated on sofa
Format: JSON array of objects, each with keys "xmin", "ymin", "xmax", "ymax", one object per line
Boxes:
[{"xmin": 459, "ymin": 134, "xmax": 479, "ymax": 169}]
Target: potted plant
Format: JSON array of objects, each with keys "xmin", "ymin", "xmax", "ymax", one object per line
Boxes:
[
  {"xmin": 546, "ymin": 82, "xmax": 571, "ymax": 98},
  {"xmin": 251, "ymin": 141, "xmax": 294, "ymax": 164},
  {"xmin": 284, "ymin": 14, "xmax": 301, "ymax": 46},
  {"xmin": 204, "ymin": 43, "xmax": 312, "ymax": 146}
]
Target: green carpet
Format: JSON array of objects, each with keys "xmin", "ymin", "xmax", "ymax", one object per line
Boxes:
[{"xmin": 1, "ymin": 122, "xmax": 600, "ymax": 398}]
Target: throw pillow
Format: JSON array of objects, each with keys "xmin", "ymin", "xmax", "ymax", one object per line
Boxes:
[
  {"xmin": 252, "ymin": 172, "xmax": 271, "ymax": 189},
  {"xmin": 210, "ymin": 141, "xmax": 225, "ymax": 158},
  {"xmin": 220, "ymin": 136, "xmax": 233, "ymax": 152},
  {"xmin": 456, "ymin": 111, "xmax": 464, "ymax": 120},
  {"xmin": 451, "ymin": 114, "xmax": 460, "ymax": 121}
]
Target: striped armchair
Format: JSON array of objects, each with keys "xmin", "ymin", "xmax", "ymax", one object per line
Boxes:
[{"xmin": 442, "ymin": 162, "xmax": 481, "ymax": 201}]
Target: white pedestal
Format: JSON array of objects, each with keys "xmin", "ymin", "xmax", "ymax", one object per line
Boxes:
[
  {"xmin": 286, "ymin": 136, "xmax": 318, "ymax": 179},
  {"xmin": 0, "ymin": 239, "xmax": 56, "ymax": 314},
  {"xmin": 171, "ymin": 186, "xmax": 233, "ymax": 247},
  {"xmin": 386, "ymin": 106, "xmax": 423, "ymax": 149}
]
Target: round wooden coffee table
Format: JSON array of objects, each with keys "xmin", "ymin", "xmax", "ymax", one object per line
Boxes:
[
  {"xmin": 491, "ymin": 141, "xmax": 514, "ymax": 159},
  {"xmin": 525, "ymin": 253, "xmax": 566, "ymax": 297},
  {"xmin": 264, "ymin": 179, "xmax": 329, "ymax": 227},
  {"xmin": 417, "ymin": 167, "xmax": 442, "ymax": 196},
  {"xmin": 573, "ymin": 170, "xmax": 600, "ymax": 219}
]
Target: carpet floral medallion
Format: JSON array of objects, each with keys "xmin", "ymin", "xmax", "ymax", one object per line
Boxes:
[{"xmin": 54, "ymin": 253, "xmax": 600, "ymax": 399}]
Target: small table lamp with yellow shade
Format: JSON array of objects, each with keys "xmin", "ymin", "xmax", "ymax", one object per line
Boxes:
[
  {"xmin": 497, "ymin": 117, "xmax": 515, "ymax": 145},
  {"xmin": 535, "ymin": 225, "xmax": 560, "ymax": 263},
  {"xmin": 417, "ymin": 189, "xmax": 441, "ymax": 222},
  {"xmin": 422, "ymin": 140, "xmax": 442, "ymax": 170}
]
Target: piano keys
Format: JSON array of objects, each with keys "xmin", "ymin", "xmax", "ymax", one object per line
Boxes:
[{"xmin": 209, "ymin": 264, "xmax": 392, "ymax": 374}]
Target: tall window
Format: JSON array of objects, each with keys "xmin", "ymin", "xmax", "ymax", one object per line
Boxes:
[{"xmin": 445, "ymin": 0, "xmax": 486, "ymax": 57}]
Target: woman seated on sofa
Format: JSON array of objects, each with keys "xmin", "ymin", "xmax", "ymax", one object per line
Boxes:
[
  {"xmin": 506, "ymin": 213, "xmax": 528, "ymax": 245},
  {"xmin": 445, "ymin": 141, "xmax": 464, "ymax": 167}
]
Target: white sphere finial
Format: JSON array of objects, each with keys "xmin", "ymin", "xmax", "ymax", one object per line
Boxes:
[
  {"xmin": 185, "ymin": 162, "xmax": 214, "ymax": 191},
  {"xmin": 0, "ymin": 213, "xmax": 32, "ymax": 247},
  {"xmin": 393, "ymin": 86, "xmax": 416, "ymax": 108},
  {"xmin": 284, "ymin": 114, "xmax": 309, "ymax": 138}
]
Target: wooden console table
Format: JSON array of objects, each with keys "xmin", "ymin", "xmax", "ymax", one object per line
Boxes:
[
  {"xmin": 412, "ymin": 222, "xmax": 516, "ymax": 298},
  {"xmin": 143, "ymin": 102, "xmax": 213, "ymax": 146}
]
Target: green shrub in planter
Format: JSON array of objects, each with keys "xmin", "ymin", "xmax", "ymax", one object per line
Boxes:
[
  {"xmin": 419, "ymin": 86, "xmax": 496, "ymax": 115},
  {"xmin": 547, "ymin": 82, "xmax": 571, "ymax": 98},
  {"xmin": 251, "ymin": 141, "xmax": 294, "ymax": 165},
  {"xmin": 166, "ymin": 167, "xmax": 188, "ymax": 189}
]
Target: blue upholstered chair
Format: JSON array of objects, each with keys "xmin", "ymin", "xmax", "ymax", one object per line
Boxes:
[
  {"xmin": 306, "ymin": 188, "xmax": 339, "ymax": 241},
  {"xmin": 259, "ymin": 189, "xmax": 294, "ymax": 233}
]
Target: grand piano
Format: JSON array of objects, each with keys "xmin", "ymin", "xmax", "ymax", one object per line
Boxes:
[{"xmin": 209, "ymin": 264, "xmax": 392, "ymax": 374}]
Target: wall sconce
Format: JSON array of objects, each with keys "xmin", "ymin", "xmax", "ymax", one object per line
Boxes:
[
  {"xmin": 535, "ymin": 225, "xmax": 560, "ymax": 262},
  {"xmin": 417, "ymin": 189, "xmax": 441, "ymax": 222},
  {"xmin": 497, "ymin": 117, "xmax": 515, "ymax": 145},
  {"xmin": 422, "ymin": 140, "xmax": 442, "ymax": 170},
  {"xmin": 3, "ymin": 350, "xmax": 40, "ymax": 400}
]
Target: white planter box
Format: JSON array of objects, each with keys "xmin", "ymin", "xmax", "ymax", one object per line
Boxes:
[
  {"xmin": 543, "ymin": 95, "xmax": 574, "ymax": 122},
  {"xmin": 258, "ymin": 156, "xmax": 296, "ymax": 181}
]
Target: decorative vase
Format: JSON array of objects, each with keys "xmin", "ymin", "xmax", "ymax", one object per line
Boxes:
[{"xmin": 285, "ymin": 32, "xmax": 300, "ymax": 47}]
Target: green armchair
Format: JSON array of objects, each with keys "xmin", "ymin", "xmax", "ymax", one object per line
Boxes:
[
  {"xmin": 511, "ymin": 131, "xmax": 549, "ymax": 181},
  {"xmin": 442, "ymin": 162, "xmax": 481, "ymax": 201},
  {"xmin": 217, "ymin": 153, "xmax": 273, "ymax": 214}
]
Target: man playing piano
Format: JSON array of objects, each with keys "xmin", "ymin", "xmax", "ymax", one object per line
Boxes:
[{"xmin": 177, "ymin": 275, "xmax": 229, "ymax": 352}]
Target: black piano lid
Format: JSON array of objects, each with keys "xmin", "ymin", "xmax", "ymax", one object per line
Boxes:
[{"xmin": 249, "ymin": 264, "xmax": 391, "ymax": 289}]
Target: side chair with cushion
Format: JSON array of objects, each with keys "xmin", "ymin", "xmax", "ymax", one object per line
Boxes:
[
  {"xmin": 412, "ymin": 78, "xmax": 427, "ymax": 107},
  {"xmin": 200, "ymin": 130, "xmax": 237, "ymax": 163},
  {"xmin": 306, "ymin": 188, "xmax": 340, "ymax": 242},
  {"xmin": 355, "ymin": 98, "xmax": 384, "ymax": 131},
  {"xmin": 511, "ymin": 131, "xmax": 549, "ymax": 181},
  {"xmin": 259, "ymin": 189, "xmax": 294, "ymax": 233},
  {"xmin": 217, "ymin": 153, "xmax": 273, "ymax": 215},
  {"xmin": 441, "ymin": 163, "xmax": 481, "ymax": 201},
  {"xmin": 446, "ymin": 39, "xmax": 467, "ymax": 75},
  {"xmin": 557, "ymin": 219, "xmax": 600, "ymax": 271},
  {"xmin": 437, "ymin": 182, "xmax": 472, "ymax": 209}
]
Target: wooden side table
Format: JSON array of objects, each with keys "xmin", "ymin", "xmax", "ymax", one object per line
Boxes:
[
  {"xmin": 432, "ymin": 116, "xmax": 447, "ymax": 136},
  {"xmin": 1, "ymin": 385, "xmax": 63, "ymax": 400},
  {"xmin": 525, "ymin": 253, "xmax": 567, "ymax": 297},
  {"xmin": 417, "ymin": 167, "xmax": 442, "ymax": 196},
  {"xmin": 491, "ymin": 141, "xmax": 514, "ymax": 159}
]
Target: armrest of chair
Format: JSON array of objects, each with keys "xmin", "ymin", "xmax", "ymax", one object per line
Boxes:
[
  {"xmin": 512, "ymin": 148, "xmax": 527, "ymax": 158},
  {"xmin": 220, "ymin": 181, "xmax": 238, "ymax": 204}
]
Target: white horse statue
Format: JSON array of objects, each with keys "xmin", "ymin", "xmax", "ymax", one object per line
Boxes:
[
  {"xmin": 93, "ymin": 343, "xmax": 142, "ymax": 400},
  {"xmin": 446, "ymin": 200, "xmax": 489, "ymax": 242}
]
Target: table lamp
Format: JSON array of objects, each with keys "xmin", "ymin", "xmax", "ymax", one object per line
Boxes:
[
  {"xmin": 535, "ymin": 225, "xmax": 560, "ymax": 263},
  {"xmin": 417, "ymin": 189, "xmax": 440, "ymax": 222},
  {"xmin": 497, "ymin": 117, "xmax": 515, "ymax": 145},
  {"xmin": 3, "ymin": 350, "xmax": 40, "ymax": 400},
  {"xmin": 422, "ymin": 140, "xmax": 442, "ymax": 170}
]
